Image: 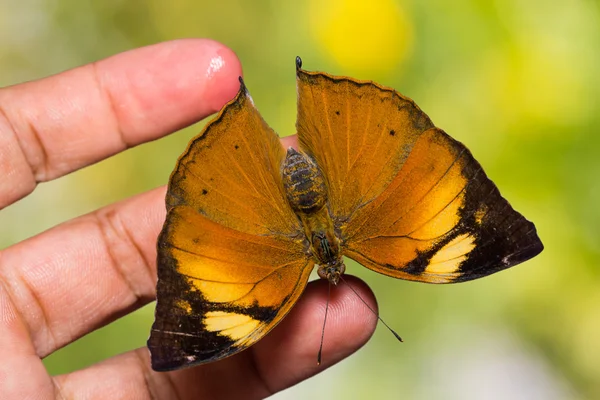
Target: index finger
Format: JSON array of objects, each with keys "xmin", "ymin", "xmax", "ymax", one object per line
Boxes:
[{"xmin": 0, "ymin": 39, "xmax": 242, "ymax": 209}]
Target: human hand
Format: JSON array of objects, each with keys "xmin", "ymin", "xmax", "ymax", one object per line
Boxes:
[{"xmin": 0, "ymin": 39, "xmax": 377, "ymax": 399}]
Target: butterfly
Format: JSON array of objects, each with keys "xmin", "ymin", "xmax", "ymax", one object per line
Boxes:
[{"xmin": 148, "ymin": 57, "xmax": 543, "ymax": 371}]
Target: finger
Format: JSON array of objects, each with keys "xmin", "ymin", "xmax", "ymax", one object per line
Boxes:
[
  {"xmin": 280, "ymin": 134, "xmax": 297, "ymax": 150},
  {"xmin": 0, "ymin": 186, "xmax": 166, "ymax": 358},
  {"xmin": 0, "ymin": 38, "xmax": 242, "ymax": 208},
  {"xmin": 0, "ymin": 278, "xmax": 55, "ymax": 399},
  {"xmin": 51, "ymin": 276, "xmax": 377, "ymax": 399},
  {"xmin": 251, "ymin": 276, "xmax": 377, "ymax": 394},
  {"xmin": 0, "ymin": 135, "xmax": 299, "ymax": 358}
]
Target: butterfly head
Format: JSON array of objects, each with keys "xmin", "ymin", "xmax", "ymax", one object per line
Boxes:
[{"xmin": 317, "ymin": 259, "xmax": 346, "ymax": 286}]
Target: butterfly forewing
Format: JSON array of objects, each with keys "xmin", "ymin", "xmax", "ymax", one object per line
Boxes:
[
  {"xmin": 167, "ymin": 81, "xmax": 300, "ymax": 237},
  {"xmin": 296, "ymin": 68, "xmax": 434, "ymax": 223}
]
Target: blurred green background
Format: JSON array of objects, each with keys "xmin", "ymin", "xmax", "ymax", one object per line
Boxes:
[{"xmin": 1, "ymin": 0, "xmax": 599, "ymax": 398}]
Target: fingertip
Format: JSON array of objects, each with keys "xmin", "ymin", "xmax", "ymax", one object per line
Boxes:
[
  {"xmin": 97, "ymin": 39, "xmax": 242, "ymax": 138},
  {"xmin": 201, "ymin": 42, "xmax": 243, "ymax": 112},
  {"xmin": 144, "ymin": 38, "xmax": 243, "ymax": 115},
  {"xmin": 312, "ymin": 275, "xmax": 378, "ymax": 350},
  {"xmin": 253, "ymin": 276, "xmax": 378, "ymax": 393},
  {"xmin": 283, "ymin": 275, "xmax": 378, "ymax": 353}
]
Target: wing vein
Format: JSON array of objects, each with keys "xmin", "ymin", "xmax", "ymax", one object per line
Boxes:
[
  {"xmin": 151, "ymin": 329, "xmax": 203, "ymax": 338},
  {"xmin": 341, "ymin": 115, "xmax": 390, "ymax": 223},
  {"xmin": 238, "ymin": 128, "xmax": 289, "ymax": 223},
  {"xmin": 181, "ymin": 163, "xmax": 267, "ymax": 225},
  {"xmin": 345, "ymin": 81, "xmax": 351, "ymax": 175},
  {"xmin": 318, "ymin": 86, "xmax": 342, "ymax": 191},
  {"xmin": 382, "ymin": 147, "xmax": 466, "ymax": 232}
]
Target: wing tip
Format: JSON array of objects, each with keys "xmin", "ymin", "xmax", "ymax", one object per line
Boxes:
[
  {"xmin": 148, "ymin": 335, "xmax": 213, "ymax": 372},
  {"xmin": 295, "ymin": 55, "xmax": 303, "ymax": 71},
  {"xmin": 238, "ymin": 76, "xmax": 247, "ymax": 93}
]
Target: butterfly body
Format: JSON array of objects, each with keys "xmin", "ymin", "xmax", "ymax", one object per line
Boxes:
[
  {"xmin": 148, "ymin": 58, "xmax": 543, "ymax": 371},
  {"xmin": 281, "ymin": 147, "xmax": 345, "ymax": 284}
]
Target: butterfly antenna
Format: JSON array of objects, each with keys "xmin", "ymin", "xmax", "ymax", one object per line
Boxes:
[
  {"xmin": 317, "ymin": 282, "xmax": 331, "ymax": 365},
  {"xmin": 339, "ymin": 275, "xmax": 403, "ymax": 343}
]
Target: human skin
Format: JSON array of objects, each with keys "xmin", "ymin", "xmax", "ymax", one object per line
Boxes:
[{"xmin": 0, "ymin": 39, "xmax": 377, "ymax": 399}]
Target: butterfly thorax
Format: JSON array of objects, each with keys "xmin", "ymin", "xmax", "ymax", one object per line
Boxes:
[{"xmin": 281, "ymin": 148, "xmax": 345, "ymax": 285}]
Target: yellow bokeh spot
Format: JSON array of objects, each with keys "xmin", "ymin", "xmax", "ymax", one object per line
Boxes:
[{"xmin": 308, "ymin": 0, "xmax": 413, "ymax": 75}]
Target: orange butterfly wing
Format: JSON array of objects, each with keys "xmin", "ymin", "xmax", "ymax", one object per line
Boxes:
[
  {"xmin": 149, "ymin": 82, "xmax": 311, "ymax": 370},
  {"xmin": 165, "ymin": 81, "xmax": 299, "ymax": 237},
  {"xmin": 343, "ymin": 127, "xmax": 542, "ymax": 283},
  {"xmin": 296, "ymin": 65, "xmax": 433, "ymax": 221},
  {"xmin": 296, "ymin": 62, "xmax": 543, "ymax": 283}
]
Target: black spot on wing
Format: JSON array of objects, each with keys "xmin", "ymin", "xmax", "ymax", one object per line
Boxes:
[
  {"xmin": 296, "ymin": 68, "xmax": 435, "ymax": 135},
  {"xmin": 165, "ymin": 85, "xmax": 249, "ymax": 210}
]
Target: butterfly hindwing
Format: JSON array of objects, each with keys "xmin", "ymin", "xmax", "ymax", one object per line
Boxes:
[
  {"xmin": 149, "ymin": 207, "xmax": 312, "ymax": 370},
  {"xmin": 343, "ymin": 128, "xmax": 543, "ymax": 283},
  {"xmin": 167, "ymin": 79, "xmax": 300, "ymax": 237},
  {"xmin": 149, "ymin": 206, "xmax": 312, "ymax": 370}
]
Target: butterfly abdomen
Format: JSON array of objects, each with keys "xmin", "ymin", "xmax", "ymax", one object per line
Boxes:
[
  {"xmin": 281, "ymin": 148, "xmax": 328, "ymax": 214},
  {"xmin": 281, "ymin": 148, "xmax": 344, "ymax": 277}
]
